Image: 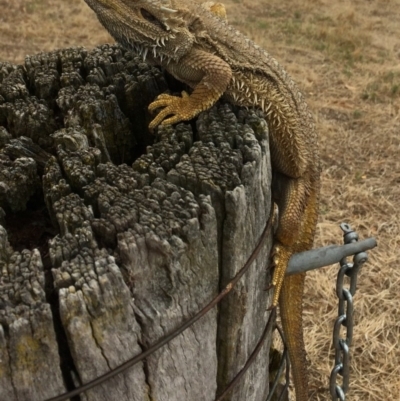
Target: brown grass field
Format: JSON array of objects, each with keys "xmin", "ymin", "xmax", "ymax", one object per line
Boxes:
[{"xmin": 1, "ymin": 0, "xmax": 399, "ymax": 400}]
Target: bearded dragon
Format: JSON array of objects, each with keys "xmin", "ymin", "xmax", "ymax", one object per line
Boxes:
[{"xmin": 83, "ymin": 0, "xmax": 320, "ymax": 399}]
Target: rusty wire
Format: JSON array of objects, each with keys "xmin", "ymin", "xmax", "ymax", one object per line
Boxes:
[
  {"xmin": 215, "ymin": 309, "xmax": 277, "ymax": 401},
  {"xmin": 265, "ymin": 324, "xmax": 290, "ymax": 401},
  {"xmin": 44, "ymin": 210, "xmax": 274, "ymax": 401}
]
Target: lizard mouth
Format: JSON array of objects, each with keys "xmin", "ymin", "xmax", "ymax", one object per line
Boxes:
[{"xmin": 140, "ymin": 8, "xmax": 168, "ymax": 32}]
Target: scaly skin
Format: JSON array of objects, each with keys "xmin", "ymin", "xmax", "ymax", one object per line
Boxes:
[{"xmin": 84, "ymin": 1, "xmax": 320, "ymax": 399}]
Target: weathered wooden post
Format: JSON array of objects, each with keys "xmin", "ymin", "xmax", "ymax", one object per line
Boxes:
[{"xmin": 0, "ymin": 45, "xmax": 274, "ymax": 401}]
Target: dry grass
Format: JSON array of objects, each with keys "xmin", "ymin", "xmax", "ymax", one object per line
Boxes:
[
  {"xmin": 0, "ymin": 0, "xmax": 112, "ymax": 61},
  {"xmin": 0, "ymin": 0, "xmax": 399, "ymax": 400}
]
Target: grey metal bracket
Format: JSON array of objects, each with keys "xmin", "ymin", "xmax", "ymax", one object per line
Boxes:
[{"xmin": 287, "ymin": 236, "xmax": 377, "ymax": 275}]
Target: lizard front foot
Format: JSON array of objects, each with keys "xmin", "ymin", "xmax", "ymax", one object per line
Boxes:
[{"xmin": 148, "ymin": 91, "xmax": 201, "ymax": 129}]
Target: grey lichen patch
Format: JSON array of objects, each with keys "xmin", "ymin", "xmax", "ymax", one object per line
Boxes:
[{"xmin": 0, "ymin": 227, "xmax": 65, "ymax": 401}]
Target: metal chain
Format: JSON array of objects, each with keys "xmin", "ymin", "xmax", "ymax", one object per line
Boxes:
[{"xmin": 330, "ymin": 223, "xmax": 369, "ymax": 400}]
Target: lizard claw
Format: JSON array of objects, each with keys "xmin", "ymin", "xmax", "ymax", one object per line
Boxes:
[{"xmin": 148, "ymin": 91, "xmax": 197, "ymax": 129}]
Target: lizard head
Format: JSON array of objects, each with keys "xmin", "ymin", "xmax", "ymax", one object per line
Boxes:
[{"xmin": 84, "ymin": 0, "xmax": 195, "ymax": 61}]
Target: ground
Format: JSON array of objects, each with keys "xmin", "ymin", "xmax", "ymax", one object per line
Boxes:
[{"xmin": 0, "ymin": 0, "xmax": 399, "ymax": 400}]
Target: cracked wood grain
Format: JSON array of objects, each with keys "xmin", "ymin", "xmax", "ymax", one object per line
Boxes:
[{"xmin": 0, "ymin": 45, "xmax": 273, "ymax": 401}]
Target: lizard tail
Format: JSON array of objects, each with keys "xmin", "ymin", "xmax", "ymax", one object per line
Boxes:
[
  {"xmin": 275, "ymin": 173, "xmax": 319, "ymax": 400},
  {"xmin": 279, "ymin": 272, "xmax": 308, "ymax": 401}
]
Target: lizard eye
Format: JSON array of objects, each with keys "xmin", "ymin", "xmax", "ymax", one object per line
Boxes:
[{"xmin": 140, "ymin": 9, "xmax": 166, "ymax": 31}]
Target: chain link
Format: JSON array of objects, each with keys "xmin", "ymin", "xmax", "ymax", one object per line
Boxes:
[{"xmin": 330, "ymin": 223, "xmax": 369, "ymax": 400}]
